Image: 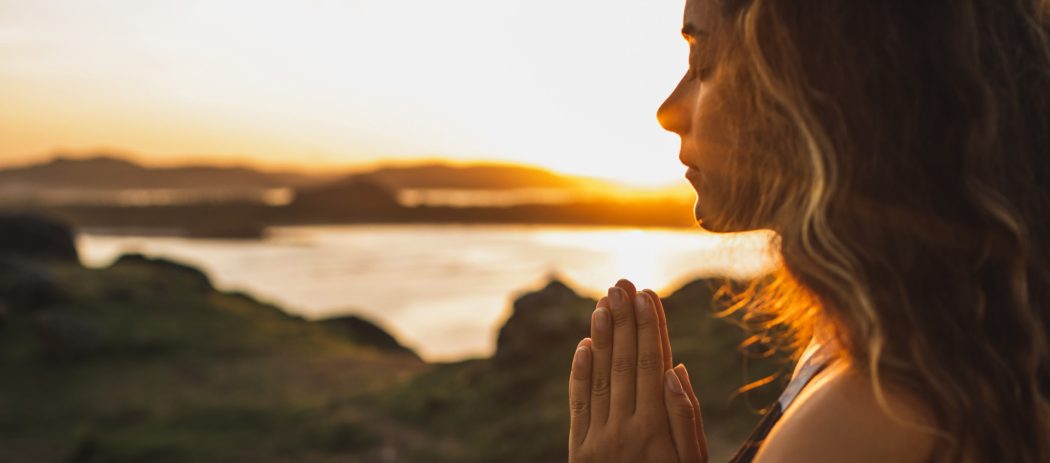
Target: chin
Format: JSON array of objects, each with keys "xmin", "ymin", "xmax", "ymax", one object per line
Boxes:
[
  {"xmin": 693, "ymin": 198, "xmax": 720, "ymax": 232},
  {"xmin": 693, "ymin": 197, "xmax": 740, "ymax": 233},
  {"xmin": 691, "ymin": 179, "xmax": 746, "ymax": 233},
  {"xmin": 693, "ymin": 199, "xmax": 705, "ymax": 227},
  {"xmin": 692, "ymin": 186, "xmax": 770, "ymax": 234}
]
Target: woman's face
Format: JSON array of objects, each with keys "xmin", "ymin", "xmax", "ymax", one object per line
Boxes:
[{"xmin": 658, "ymin": 0, "xmax": 738, "ymax": 232}]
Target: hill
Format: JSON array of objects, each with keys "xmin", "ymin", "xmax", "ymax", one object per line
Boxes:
[
  {"xmin": 0, "ymin": 155, "xmax": 326, "ymax": 191},
  {"xmin": 0, "ymin": 154, "xmax": 699, "ymax": 234},
  {"xmin": 0, "ymin": 215, "xmax": 423, "ymax": 462},
  {"xmin": 347, "ymin": 163, "xmax": 610, "ymax": 191},
  {"xmin": 0, "ymin": 155, "xmax": 616, "ymax": 200},
  {"xmin": 0, "ymin": 216, "xmax": 787, "ymax": 462}
]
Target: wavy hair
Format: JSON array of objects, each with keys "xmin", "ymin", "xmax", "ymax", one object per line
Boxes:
[{"xmin": 708, "ymin": 1, "xmax": 1050, "ymax": 461}]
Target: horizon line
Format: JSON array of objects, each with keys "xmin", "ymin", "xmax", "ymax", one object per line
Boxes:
[{"xmin": 0, "ymin": 148, "xmax": 689, "ymax": 191}]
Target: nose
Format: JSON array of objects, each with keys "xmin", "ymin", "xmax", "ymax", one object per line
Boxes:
[{"xmin": 657, "ymin": 75, "xmax": 692, "ymax": 135}]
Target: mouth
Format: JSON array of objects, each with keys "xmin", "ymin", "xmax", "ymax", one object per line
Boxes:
[
  {"xmin": 680, "ymin": 152, "xmax": 702, "ymax": 176},
  {"xmin": 685, "ymin": 167, "xmax": 703, "ymax": 183}
]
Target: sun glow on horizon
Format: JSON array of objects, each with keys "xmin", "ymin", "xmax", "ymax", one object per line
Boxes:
[{"xmin": 0, "ymin": 0, "xmax": 690, "ymax": 187}]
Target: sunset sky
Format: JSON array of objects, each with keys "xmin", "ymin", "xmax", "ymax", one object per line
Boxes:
[{"xmin": 0, "ymin": 0, "xmax": 690, "ymax": 187}]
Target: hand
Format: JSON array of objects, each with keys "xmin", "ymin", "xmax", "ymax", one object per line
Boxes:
[{"xmin": 568, "ymin": 280, "xmax": 708, "ymax": 463}]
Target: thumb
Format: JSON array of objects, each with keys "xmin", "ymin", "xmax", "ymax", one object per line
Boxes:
[
  {"xmin": 664, "ymin": 369, "xmax": 705, "ymax": 463},
  {"xmin": 675, "ymin": 364, "xmax": 709, "ymax": 461}
]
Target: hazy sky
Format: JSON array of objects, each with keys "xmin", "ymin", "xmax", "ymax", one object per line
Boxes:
[{"xmin": 0, "ymin": 0, "xmax": 689, "ymax": 186}]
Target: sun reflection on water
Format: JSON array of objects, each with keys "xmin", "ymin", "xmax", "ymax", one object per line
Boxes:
[{"xmin": 78, "ymin": 225, "xmax": 779, "ymax": 361}]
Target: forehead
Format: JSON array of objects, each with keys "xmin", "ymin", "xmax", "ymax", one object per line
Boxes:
[{"xmin": 683, "ymin": 0, "xmax": 718, "ymax": 31}]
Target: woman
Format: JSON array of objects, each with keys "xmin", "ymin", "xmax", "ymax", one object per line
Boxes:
[{"xmin": 567, "ymin": 0, "xmax": 1050, "ymax": 462}]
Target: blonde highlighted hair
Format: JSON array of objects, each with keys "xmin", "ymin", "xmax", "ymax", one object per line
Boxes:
[{"xmin": 708, "ymin": 0, "xmax": 1050, "ymax": 461}]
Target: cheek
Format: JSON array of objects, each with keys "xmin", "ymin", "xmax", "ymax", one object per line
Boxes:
[
  {"xmin": 689, "ymin": 83, "xmax": 736, "ymax": 178},
  {"xmin": 686, "ymin": 80, "xmax": 749, "ymax": 231}
]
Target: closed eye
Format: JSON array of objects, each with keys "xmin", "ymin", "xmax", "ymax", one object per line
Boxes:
[{"xmin": 681, "ymin": 24, "xmax": 710, "ymax": 42}]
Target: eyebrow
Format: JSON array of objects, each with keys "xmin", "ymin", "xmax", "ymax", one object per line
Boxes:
[{"xmin": 681, "ymin": 23, "xmax": 710, "ymax": 39}]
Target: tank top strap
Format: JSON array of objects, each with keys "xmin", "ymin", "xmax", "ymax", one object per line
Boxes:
[
  {"xmin": 728, "ymin": 342, "xmax": 831, "ymax": 463},
  {"xmin": 778, "ymin": 343, "xmax": 831, "ymax": 410}
]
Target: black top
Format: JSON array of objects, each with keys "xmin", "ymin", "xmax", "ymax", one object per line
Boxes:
[{"xmin": 728, "ymin": 343, "xmax": 831, "ymax": 463}]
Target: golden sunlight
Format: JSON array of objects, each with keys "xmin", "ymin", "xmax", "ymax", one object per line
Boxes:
[
  {"xmin": 530, "ymin": 228, "xmax": 780, "ymax": 294},
  {"xmin": 0, "ymin": 0, "xmax": 689, "ymax": 186}
]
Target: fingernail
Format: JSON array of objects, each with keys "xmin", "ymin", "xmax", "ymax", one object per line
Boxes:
[
  {"xmin": 666, "ymin": 369, "xmax": 684, "ymax": 394},
  {"xmin": 574, "ymin": 346, "xmax": 591, "ymax": 370},
  {"xmin": 634, "ymin": 293, "xmax": 649, "ymax": 316},
  {"xmin": 616, "ymin": 279, "xmax": 635, "ymax": 292},
  {"xmin": 642, "ymin": 289, "xmax": 659, "ymax": 303},
  {"xmin": 596, "ymin": 296, "xmax": 609, "ymax": 309},
  {"xmin": 594, "ymin": 307, "xmax": 610, "ymax": 332},
  {"xmin": 676, "ymin": 363, "xmax": 689, "ymax": 379}
]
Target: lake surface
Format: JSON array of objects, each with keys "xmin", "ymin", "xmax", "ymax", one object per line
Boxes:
[{"xmin": 77, "ymin": 225, "xmax": 777, "ymax": 361}]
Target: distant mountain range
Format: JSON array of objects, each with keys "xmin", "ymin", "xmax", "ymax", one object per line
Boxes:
[
  {"xmin": 0, "ymin": 156, "xmax": 327, "ymax": 191},
  {"xmin": 0, "ymin": 154, "xmax": 697, "ymax": 233},
  {"xmin": 354, "ymin": 163, "xmax": 609, "ymax": 191},
  {"xmin": 0, "ymin": 155, "xmax": 615, "ymax": 196}
]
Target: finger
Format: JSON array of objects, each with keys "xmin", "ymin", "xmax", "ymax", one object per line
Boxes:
[
  {"xmin": 634, "ymin": 292, "xmax": 665, "ymax": 412},
  {"xmin": 608, "ymin": 286, "xmax": 638, "ymax": 418},
  {"xmin": 675, "ymin": 364, "xmax": 708, "ymax": 462},
  {"xmin": 615, "ymin": 278, "xmax": 638, "ymax": 302},
  {"xmin": 664, "ymin": 370, "xmax": 705, "ymax": 463},
  {"xmin": 590, "ymin": 298, "xmax": 613, "ymax": 425},
  {"xmin": 569, "ymin": 342, "xmax": 592, "ymax": 448},
  {"xmin": 642, "ymin": 289, "xmax": 674, "ymax": 372}
]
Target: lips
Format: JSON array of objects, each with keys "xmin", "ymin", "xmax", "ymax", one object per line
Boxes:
[
  {"xmin": 685, "ymin": 167, "xmax": 703, "ymax": 182},
  {"xmin": 679, "ymin": 149, "xmax": 697, "ymax": 168}
]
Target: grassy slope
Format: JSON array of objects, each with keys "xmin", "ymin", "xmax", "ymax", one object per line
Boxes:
[
  {"xmin": 0, "ymin": 258, "xmax": 423, "ymax": 463},
  {"xmin": 1, "ymin": 258, "xmax": 791, "ymax": 463}
]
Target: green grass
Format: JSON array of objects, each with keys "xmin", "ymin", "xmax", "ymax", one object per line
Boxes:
[
  {"xmin": 0, "ymin": 257, "xmax": 790, "ymax": 462},
  {"xmin": 0, "ymin": 258, "xmax": 421, "ymax": 462}
]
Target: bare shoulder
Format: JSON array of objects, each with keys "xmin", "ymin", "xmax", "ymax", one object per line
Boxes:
[{"xmin": 754, "ymin": 361, "xmax": 938, "ymax": 463}]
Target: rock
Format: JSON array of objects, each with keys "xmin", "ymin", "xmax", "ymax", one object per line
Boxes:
[
  {"xmin": 0, "ymin": 213, "xmax": 79, "ymax": 262},
  {"xmin": 492, "ymin": 279, "xmax": 592, "ymax": 367},
  {"xmin": 110, "ymin": 253, "xmax": 213, "ymax": 291},
  {"xmin": 319, "ymin": 315, "xmax": 420, "ymax": 360},
  {"xmin": 0, "ymin": 256, "xmax": 65, "ymax": 312},
  {"xmin": 286, "ymin": 179, "xmax": 402, "ymax": 221},
  {"xmin": 32, "ymin": 308, "xmax": 102, "ymax": 361}
]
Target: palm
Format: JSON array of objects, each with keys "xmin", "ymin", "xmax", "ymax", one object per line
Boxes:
[
  {"xmin": 567, "ymin": 280, "xmax": 707, "ymax": 463},
  {"xmin": 573, "ymin": 417, "xmax": 677, "ymax": 462}
]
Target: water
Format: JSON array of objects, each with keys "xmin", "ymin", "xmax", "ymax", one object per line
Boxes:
[{"xmin": 77, "ymin": 225, "xmax": 777, "ymax": 361}]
